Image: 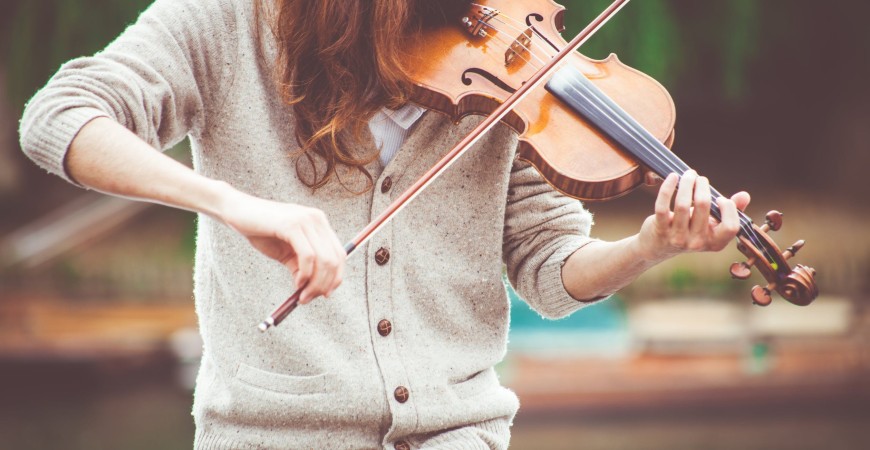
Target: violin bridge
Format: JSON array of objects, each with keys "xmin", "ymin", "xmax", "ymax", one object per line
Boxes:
[{"xmin": 505, "ymin": 28, "xmax": 533, "ymax": 66}]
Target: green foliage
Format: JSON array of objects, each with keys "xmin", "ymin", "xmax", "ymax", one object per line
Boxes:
[
  {"xmin": 2, "ymin": 0, "xmax": 765, "ymax": 109},
  {"xmin": 2, "ymin": 0, "xmax": 152, "ymax": 109},
  {"xmin": 561, "ymin": 0, "xmax": 760, "ymax": 98},
  {"xmin": 562, "ymin": 0, "xmax": 682, "ymax": 84}
]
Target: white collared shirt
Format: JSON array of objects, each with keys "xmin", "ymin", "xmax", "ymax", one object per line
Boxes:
[{"xmin": 368, "ymin": 103, "xmax": 426, "ymax": 166}]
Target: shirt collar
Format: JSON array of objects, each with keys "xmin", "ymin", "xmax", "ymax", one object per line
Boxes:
[{"xmin": 381, "ymin": 103, "xmax": 426, "ymax": 130}]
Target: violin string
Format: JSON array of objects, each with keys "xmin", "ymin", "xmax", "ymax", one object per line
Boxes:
[
  {"xmin": 471, "ymin": 18, "xmax": 551, "ymax": 69},
  {"xmin": 557, "ymin": 75, "xmax": 755, "ymax": 232},
  {"xmin": 477, "ymin": 23, "xmax": 730, "ymax": 218},
  {"xmin": 465, "ymin": 7, "xmax": 777, "ymax": 266},
  {"xmin": 488, "ymin": 11, "xmax": 562, "ymax": 55},
  {"xmin": 467, "ymin": 4, "xmax": 560, "ymax": 64},
  {"xmin": 467, "ymin": 2, "xmax": 560, "ymax": 55},
  {"xmin": 475, "ymin": 25, "xmax": 541, "ymax": 73},
  {"xmin": 477, "ymin": 13, "xmax": 751, "ymax": 239},
  {"xmin": 480, "ymin": 35, "xmax": 772, "ymax": 260},
  {"xmin": 555, "ymin": 70, "xmax": 774, "ymax": 261},
  {"xmin": 570, "ymin": 84, "xmax": 773, "ymax": 263},
  {"xmin": 490, "ymin": 18, "xmax": 555, "ymax": 65}
]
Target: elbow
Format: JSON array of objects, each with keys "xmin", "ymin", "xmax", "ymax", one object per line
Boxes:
[{"xmin": 18, "ymin": 95, "xmax": 107, "ymax": 186}]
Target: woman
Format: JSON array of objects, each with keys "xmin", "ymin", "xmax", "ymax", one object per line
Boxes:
[{"xmin": 19, "ymin": 0, "xmax": 748, "ymax": 448}]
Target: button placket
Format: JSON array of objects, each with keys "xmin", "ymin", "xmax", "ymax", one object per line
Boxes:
[{"xmin": 367, "ymin": 172, "xmax": 417, "ymax": 438}]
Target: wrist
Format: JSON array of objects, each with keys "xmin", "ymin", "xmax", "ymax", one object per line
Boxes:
[
  {"xmin": 631, "ymin": 232, "xmax": 672, "ymax": 264},
  {"xmin": 204, "ymin": 179, "xmax": 244, "ymax": 222}
]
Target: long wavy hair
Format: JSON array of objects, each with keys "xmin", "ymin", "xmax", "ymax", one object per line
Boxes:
[{"xmin": 255, "ymin": 0, "xmax": 470, "ymax": 192}]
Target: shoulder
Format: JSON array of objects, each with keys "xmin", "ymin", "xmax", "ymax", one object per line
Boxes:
[{"xmin": 136, "ymin": 0, "xmax": 247, "ymax": 32}]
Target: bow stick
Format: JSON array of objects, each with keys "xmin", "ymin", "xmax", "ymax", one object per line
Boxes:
[{"xmin": 258, "ymin": 0, "xmax": 632, "ymax": 331}]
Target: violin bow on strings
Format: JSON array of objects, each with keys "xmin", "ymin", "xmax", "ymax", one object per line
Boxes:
[
  {"xmin": 258, "ymin": 0, "xmax": 633, "ymax": 331},
  {"xmin": 260, "ymin": 0, "xmax": 818, "ymax": 330}
]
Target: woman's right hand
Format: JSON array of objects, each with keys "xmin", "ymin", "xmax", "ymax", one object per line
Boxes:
[
  {"xmin": 217, "ymin": 189, "xmax": 346, "ymax": 304},
  {"xmin": 62, "ymin": 118, "xmax": 345, "ymax": 304}
]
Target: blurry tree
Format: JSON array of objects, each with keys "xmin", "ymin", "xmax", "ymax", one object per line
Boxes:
[
  {"xmin": 2, "ymin": 0, "xmax": 867, "ymax": 200},
  {"xmin": 2, "ymin": 0, "xmax": 152, "ymax": 109},
  {"xmin": 563, "ymin": 0, "xmax": 759, "ymax": 100},
  {"xmin": 1, "ymin": 0, "xmax": 765, "ymax": 110}
]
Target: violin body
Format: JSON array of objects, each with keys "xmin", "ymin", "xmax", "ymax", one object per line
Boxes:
[{"xmin": 406, "ymin": 0, "xmax": 676, "ymax": 200}]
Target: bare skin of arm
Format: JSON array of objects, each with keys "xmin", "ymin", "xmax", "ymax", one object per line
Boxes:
[
  {"xmin": 66, "ymin": 117, "xmax": 346, "ymax": 304},
  {"xmin": 561, "ymin": 171, "xmax": 751, "ymax": 301},
  {"xmin": 69, "ymin": 118, "xmax": 746, "ymax": 306}
]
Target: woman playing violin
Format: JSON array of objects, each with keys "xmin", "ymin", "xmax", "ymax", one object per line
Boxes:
[{"xmin": 19, "ymin": 0, "xmax": 749, "ymax": 448}]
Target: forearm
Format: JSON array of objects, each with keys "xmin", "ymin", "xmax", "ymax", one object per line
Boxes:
[
  {"xmin": 67, "ymin": 116, "xmax": 235, "ymax": 218},
  {"xmin": 67, "ymin": 116, "xmax": 346, "ymax": 302},
  {"xmin": 561, "ymin": 234, "xmax": 666, "ymax": 301},
  {"xmin": 561, "ymin": 171, "xmax": 748, "ymax": 302}
]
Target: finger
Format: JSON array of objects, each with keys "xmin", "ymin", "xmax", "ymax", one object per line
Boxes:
[
  {"xmin": 712, "ymin": 197, "xmax": 741, "ymax": 250},
  {"xmin": 690, "ymin": 176, "xmax": 712, "ymax": 234},
  {"xmin": 328, "ymin": 238, "xmax": 346, "ymax": 296},
  {"xmin": 281, "ymin": 227, "xmax": 315, "ymax": 289},
  {"xmin": 731, "ymin": 191, "xmax": 751, "ymax": 212},
  {"xmin": 311, "ymin": 211, "xmax": 346, "ymax": 296},
  {"xmin": 298, "ymin": 223, "xmax": 335, "ymax": 304},
  {"xmin": 654, "ymin": 173, "xmax": 679, "ymax": 227},
  {"xmin": 317, "ymin": 222, "xmax": 347, "ymax": 297},
  {"xmin": 672, "ymin": 170, "xmax": 697, "ymax": 233}
]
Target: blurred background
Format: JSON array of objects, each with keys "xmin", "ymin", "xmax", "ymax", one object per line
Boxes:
[{"xmin": 1, "ymin": 0, "xmax": 868, "ymax": 449}]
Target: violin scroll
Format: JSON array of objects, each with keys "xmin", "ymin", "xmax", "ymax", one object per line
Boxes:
[{"xmin": 730, "ymin": 210, "xmax": 819, "ymax": 307}]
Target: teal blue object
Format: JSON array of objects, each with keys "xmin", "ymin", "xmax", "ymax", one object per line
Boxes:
[{"xmin": 506, "ymin": 283, "xmax": 626, "ymax": 331}]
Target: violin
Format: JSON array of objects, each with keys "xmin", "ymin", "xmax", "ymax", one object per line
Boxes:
[{"xmin": 258, "ymin": 0, "xmax": 818, "ymax": 331}]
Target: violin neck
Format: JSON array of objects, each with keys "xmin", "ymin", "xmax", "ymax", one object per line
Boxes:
[{"xmin": 546, "ymin": 65, "xmax": 751, "ymax": 229}]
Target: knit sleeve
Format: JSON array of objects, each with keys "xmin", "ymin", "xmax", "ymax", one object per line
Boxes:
[
  {"xmin": 18, "ymin": 0, "xmax": 239, "ymax": 184},
  {"xmin": 502, "ymin": 158, "xmax": 608, "ymax": 319}
]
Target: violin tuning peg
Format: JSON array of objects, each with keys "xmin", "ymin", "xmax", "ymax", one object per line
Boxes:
[
  {"xmin": 783, "ymin": 240, "xmax": 806, "ymax": 261},
  {"xmin": 729, "ymin": 261, "xmax": 753, "ymax": 280},
  {"xmin": 751, "ymin": 284, "xmax": 774, "ymax": 307},
  {"xmin": 763, "ymin": 210, "xmax": 783, "ymax": 232}
]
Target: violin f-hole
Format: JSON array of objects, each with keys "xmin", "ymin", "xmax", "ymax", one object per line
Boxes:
[
  {"xmin": 525, "ymin": 13, "xmax": 561, "ymax": 52},
  {"xmin": 461, "ymin": 68, "xmax": 518, "ymax": 94}
]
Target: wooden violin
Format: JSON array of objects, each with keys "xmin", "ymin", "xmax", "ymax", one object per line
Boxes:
[
  {"xmin": 259, "ymin": 0, "xmax": 818, "ymax": 331},
  {"xmin": 402, "ymin": 0, "xmax": 818, "ymax": 308}
]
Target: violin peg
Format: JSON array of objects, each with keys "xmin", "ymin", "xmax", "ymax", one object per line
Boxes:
[
  {"xmin": 751, "ymin": 284, "xmax": 774, "ymax": 307},
  {"xmin": 729, "ymin": 261, "xmax": 753, "ymax": 280},
  {"xmin": 783, "ymin": 240, "xmax": 805, "ymax": 260},
  {"xmin": 764, "ymin": 210, "xmax": 783, "ymax": 232}
]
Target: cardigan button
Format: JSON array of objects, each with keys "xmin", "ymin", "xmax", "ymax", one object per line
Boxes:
[
  {"xmin": 377, "ymin": 319, "xmax": 393, "ymax": 337},
  {"xmin": 394, "ymin": 386, "xmax": 410, "ymax": 403},
  {"xmin": 394, "ymin": 441, "xmax": 411, "ymax": 450},
  {"xmin": 375, "ymin": 247, "xmax": 390, "ymax": 265},
  {"xmin": 381, "ymin": 176, "xmax": 393, "ymax": 193}
]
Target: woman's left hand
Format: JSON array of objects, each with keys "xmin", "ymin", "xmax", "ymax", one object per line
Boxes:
[{"xmin": 637, "ymin": 170, "xmax": 751, "ymax": 262}]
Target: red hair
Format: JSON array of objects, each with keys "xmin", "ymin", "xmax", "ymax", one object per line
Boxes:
[{"xmin": 255, "ymin": 0, "xmax": 470, "ymax": 191}]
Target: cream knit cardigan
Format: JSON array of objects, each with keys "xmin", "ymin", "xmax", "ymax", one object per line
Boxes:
[{"xmin": 19, "ymin": 0, "xmax": 600, "ymax": 448}]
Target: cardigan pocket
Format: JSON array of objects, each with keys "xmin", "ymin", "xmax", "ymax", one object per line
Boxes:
[{"xmin": 235, "ymin": 363, "xmax": 333, "ymax": 396}]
